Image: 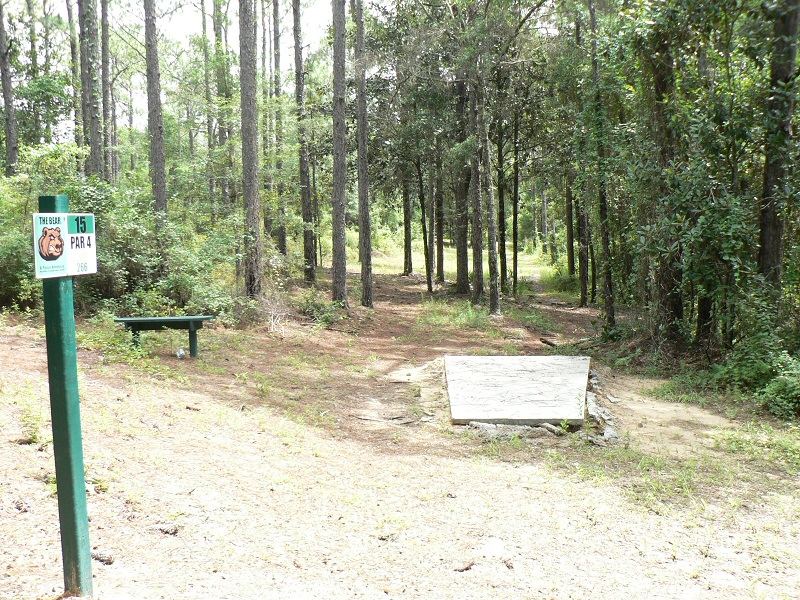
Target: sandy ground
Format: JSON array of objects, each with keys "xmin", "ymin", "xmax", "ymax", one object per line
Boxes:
[{"xmin": 1, "ymin": 275, "xmax": 799, "ymax": 600}]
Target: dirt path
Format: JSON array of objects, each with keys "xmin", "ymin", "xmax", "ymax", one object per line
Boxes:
[{"xmin": 1, "ymin": 274, "xmax": 799, "ymax": 599}]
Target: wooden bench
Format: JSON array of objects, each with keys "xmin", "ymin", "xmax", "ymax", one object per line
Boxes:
[{"xmin": 114, "ymin": 316, "xmax": 215, "ymax": 358}]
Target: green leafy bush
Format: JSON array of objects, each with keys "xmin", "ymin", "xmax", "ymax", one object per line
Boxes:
[
  {"xmin": 758, "ymin": 354, "xmax": 800, "ymax": 419},
  {"xmin": 712, "ymin": 330, "xmax": 782, "ymax": 389},
  {"xmin": 0, "ymin": 232, "xmax": 40, "ymax": 310},
  {"xmin": 295, "ymin": 288, "xmax": 344, "ymax": 327}
]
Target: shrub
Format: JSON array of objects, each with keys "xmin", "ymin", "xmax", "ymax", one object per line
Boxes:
[
  {"xmin": 0, "ymin": 232, "xmax": 40, "ymax": 309},
  {"xmin": 711, "ymin": 330, "xmax": 782, "ymax": 390},
  {"xmin": 758, "ymin": 354, "xmax": 800, "ymax": 420}
]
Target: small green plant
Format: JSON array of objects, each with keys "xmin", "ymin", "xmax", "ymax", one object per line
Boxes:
[
  {"xmin": 19, "ymin": 401, "xmax": 44, "ymax": 445},
  {"xmin": 295, "ymin": 288, "xmax": 345, "ymax": 328},
  {"xmin": 757, "ymin": 354, "xmax": 800, "ymax": 419},
  {"xmin": 714, "ymin": 422, "xmax": 800, "ymax": 471},
  {"xmin": 418, "ymin": 299, "xmax": 491, "ymax": 330}
]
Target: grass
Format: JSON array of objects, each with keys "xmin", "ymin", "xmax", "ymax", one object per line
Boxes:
[
  {"xmin": 76, "ymin": 311, "xmax": 185, "ymax": 381},
  {"xmin": 417, "ymin": 298, "xmax": 492, "ymax": 330},
  {"xmin": 713, "ymin": 422, "xmax": 800, "ymax": 472}
]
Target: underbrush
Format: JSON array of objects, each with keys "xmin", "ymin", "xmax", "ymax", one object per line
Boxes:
[{"xmin": 417, "ymin": 298, "xmax": 492, "ymax": 330}]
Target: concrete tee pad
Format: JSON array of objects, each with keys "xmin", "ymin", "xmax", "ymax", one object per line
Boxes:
[{"xmin": 445, "ymin": 355, "xmax": 591, "ymax": 426}]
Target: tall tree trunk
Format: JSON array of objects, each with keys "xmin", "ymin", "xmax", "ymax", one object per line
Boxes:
[
  {"xmin": 540, "ymin": 189, "xmax": 548, "ymax": 255},
  {"xmin": 262, "ymin": 0, "xmax": 274, "ymax": 231},
  {"xmin": 435, "ymin": 136, "xmax": 445, "ymax": 283},
  {"xmin": 294, "ymin": 0, "xmax": 315, "ymax": 283},
  {"xmin": 351, "ymin": 0, "xmax": 372, "ymax": 306},
  {"xmin": 427, "ymin": 152, "xmax": 435, "ymax": 288},
  {"xmin": 497, "ymin": 122, "xmax": 508, "ymax": 294},
  {"xmin": 331, "ymin": 0, "xmax": 348, "ymax": 306},
  {"xmin": 79, "ymin": 0, "xmax": 102, "ymax": 176},
  {"xmin": 273, "ymin": 0, "xmax": 286, "ymax": 254},
  {"xmin": 469, "ymin": 85, "xmax": 484, "ymax": 304},
  {"xmin": 577, "ymin": 191, "xmax": 590, "ymax": 307},
  {"xmin": 201, "ymin": 0, "xmax": 216, "ymax": 217},
  {"xmin": 454, "ymin": 81, "xmax": 471, "ymax": 294},
  {"xmin": 589, "ymin": 0, "xmax": 615, "ymax": 329},
  {"xmin": 565, "ymin": 174, "xmax": 575, "ymax": 276},
  {"xmin": 512, "ymin": 116, "xmax": 519, "ymax": 295},
  {"xmin": 213, "ymin": 0, "xmax": 230, "ymax": 208},
  {"xmin": 66, "ymin": 0, "xmax": 83, "ymax": 163},
  {"xmin": 42, "ymin": 0, "xmax": 54, "ymax": 142},
  {"xmin": 144, "ymin": 0, "xmax": 167, "ymax": 214},
  {"xmin": 0, "ymin": 1, "xmax": 18, "ymax": 175},
  {"xmin": 25, "ymin": 0, "xmax": 41, "ymax": 142},
  {"xmin": 110, "ymin": 75, "xmax": 119, "ymax": 178},
  {"xmin": 759, "ymin": 0, "xmax": 800, "ymax": 289},
  {"xmin": 101, "ymin": 0, "xmax": 112, "ymax": 181},
  {"xmin": 402, "ymin": 176, "xmax": 412, "ymax": 275},
  {"xmin": 240, "ymin": 0, "xmax": 262, "ymax": 298},
  {"xmin": 416, "ymin": 158, "xmax": 433, "ymax": 293},
  {"xmin": 128, "ymin": 86, "xmax": 135, "ymax": 171},
  {"xmin": 479, "ymin": 85, "xmax": 500, "ymax": 314},
  {"xmin": 649, "ymin": 32, "xmax": 683, "ymax": 342}
]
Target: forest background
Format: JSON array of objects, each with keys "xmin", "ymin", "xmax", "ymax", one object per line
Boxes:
[{"xmin": 1, "ymin": 0, "xmax": 800, "ymax": 420}]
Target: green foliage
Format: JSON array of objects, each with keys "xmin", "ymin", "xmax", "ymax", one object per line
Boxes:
[
  {"xmin": 758, "ymin": 355, "xmax": 800, "ymax": 420},
  {"xmin": 715, "ymin": 422, "xmax": 800, "ymax": 471},
  {"xmin": 294, "ymin": 288, "xmax": 345, "ymax": 328},
  {"xmin": 418, "ymin": 299, "xmax": 490, "ymax": 330},
  {"xmin": 0, "ymin": 231, "xmax": 39, "ymax": 310}
]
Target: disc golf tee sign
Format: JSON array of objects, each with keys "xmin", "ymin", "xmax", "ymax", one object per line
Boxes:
[{"xmin": 33, "ymin": 213, "xmax": 97, "ymax": 279}]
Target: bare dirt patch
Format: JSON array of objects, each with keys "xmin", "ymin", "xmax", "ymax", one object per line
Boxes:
[{"xmin": 2, "ymin": 275, "xmax": 799, "ymax": 599}]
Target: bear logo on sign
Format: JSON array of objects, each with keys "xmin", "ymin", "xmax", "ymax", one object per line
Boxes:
[{"xmin": 38, "ymin": 227, "xmax": 64, "ymax": 261}]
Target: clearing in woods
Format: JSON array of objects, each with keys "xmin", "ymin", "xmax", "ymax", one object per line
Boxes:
[{"xmin": 1, "ymin": 270, "xmax": 799, "ymax": 599}]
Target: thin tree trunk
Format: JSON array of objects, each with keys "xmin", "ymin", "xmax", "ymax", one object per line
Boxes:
[
  {"xmin": 454, "ymin": 81, "xmax": 471, "ymax": 294},
  {"xmin": 0, "ymin": 1, "xmax": 18, "ymax": 175},
  {"xmin": 402, "ymin": 177, "xmax": 412, "ymax": 275},
  {"xmin": 101, "ymin": 0, "xmax": 111, "ymax": 180},
  {"xmin": 66, "ymin": 0, "xmax": 83, "ymax": 163},
  {"xmin": 512, "ymin": 116, "xmax": 519, "ymax": 295},
  {"xmin": 351, "ymin": 0, "xmax": 372, "ymax": 306},
  {"xmin": 25, "ymin": 0, "xmax": 40, "ymax": 142},
  {"xmin": 128, "ymin": 86, "xmax": 135, "ymax": 171},
  {"xmin": 201, "ymin": 0, "xmax": 216, "ymax": 216},
  {"xmin": 110, "ymin": 77, "xmax": 119, "ymax": 178},
  {"xmin": 144, "ymin": 0, "xmax": 167, "ymax": 214},
  {"xmin": 649, "ymin": 31, "xmax": 683, "ymax": 341},
  {"xmin": 497, "ymin": 122, "xmax": 508, "ymax": 293},
  {"xmin": 331, "ymin": 0, "xmax": 348, "ymax": 305},
  {"xmin": 294, "ymin": 0, "xmax": 315, "ymax": 283},
  {"xmin": 263, "ymin": 0, "xmax": 274, "ymax": 226},
  {"xmin": 213, "ymin": 0, "xmax": 230, "ymax": 208},
  {"xmin": 540, "ymin": 189, "xmax": 548, "ymax": 256},
  {"xmin": 79, "ymin": 0, "xmax": 102, "ymax": 176},
  {"xmin": 42, "ymin": 0, "xmax": 54, "ymax": 142},
  {"xmin": 435, "ymin": 136, "xmax": 445, "ymax": 283},
  {"xmin": 240, "ymin": 0, "xmax": 262, "ymax": 298},
  {"xmin": 416, "ymin": 158, "xmax": 433, "ymax": 293},
  {"xmin": 577, "ymin": 191, "xmax": 590, "ymax": 307},
  {"xmin": 565, "ymin": 174, "xmax": 575, "ymax": 276},
  {"xmin": 427, "ymin": 153, "xmax": 436, "ymax": 289},
  {"xmin": 479, "ymin": 85, "xmax": 500, "ymax": 314},
  {"xmin": 273, "ymin": 0, "xmax": 286, "ymax": 254},
  {"xmin": 589, "ymin": 0, "xmax": 615, "ymax": 329},
  {"xmin": 469, "ymin": 85, "xmax": 484, "ymax": 304}
]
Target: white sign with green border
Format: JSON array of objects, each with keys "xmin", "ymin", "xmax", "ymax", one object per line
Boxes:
[{"xmin": 33, "ymin": 213, "xmax": 97, "ymax": 279}]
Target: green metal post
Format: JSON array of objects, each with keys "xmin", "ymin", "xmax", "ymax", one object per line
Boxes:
[
  {"xmin": 40, "ymin": 195, "xmax": 93, "ymax": 597},
  {"xmin": 189, "ymin": 327, "xmax": 198, "ymax": 358}
]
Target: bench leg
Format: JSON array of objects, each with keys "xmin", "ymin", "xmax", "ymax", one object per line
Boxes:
[
  {"xmin": 189, "ymin": 329, "xmax": 198, "ymax": 358},
  {"xmin": 130, "ymin": 329, "xmax": 141, "ymax": 348}
]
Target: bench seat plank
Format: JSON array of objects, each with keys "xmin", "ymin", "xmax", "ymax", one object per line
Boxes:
[{"xmin": 114, "ymin": 316, "xmax": 214, "ymax": 357}]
